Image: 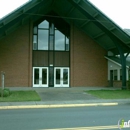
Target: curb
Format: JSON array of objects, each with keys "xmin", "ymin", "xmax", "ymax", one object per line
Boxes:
[{"xmin": 0, "ymin": 102, "xmax": 118, "ymax": 110}]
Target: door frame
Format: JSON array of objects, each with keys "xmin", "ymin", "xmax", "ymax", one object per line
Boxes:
[
  {"xmin": 33, "ymin": 67, "xmax": 48, "ymax": 87},
  {"xmin": 54, "ymin": 67, "xmax": 69, "ymax": 87}
]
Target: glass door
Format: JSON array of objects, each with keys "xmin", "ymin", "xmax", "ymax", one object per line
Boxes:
[
  {"xmin": 54, "ymin": 67, "xmax": 69, "ymax": 87},
  {"xmin": 33, "ymin": 67, "xmax": 48, "ymax": 87}
]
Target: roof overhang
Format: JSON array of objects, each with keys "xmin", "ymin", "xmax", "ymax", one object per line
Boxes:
[
  {"xmin": 105, "ymin": 55, "xmax": 130, "ymax": 68},
  {"xmin": 0, "ymin": 0, "xmax": 130, "ymax": 55}
]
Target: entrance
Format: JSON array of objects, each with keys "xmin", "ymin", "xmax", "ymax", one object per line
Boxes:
[
  {"xmin": 33, "ymin": 67, "xmax": 69, "ymax": 87},
  {"xmin": 54, "ymin": 67, "xmax": 69, "ymax": 87},
  {"xmin": 33, "ymin": 67, "xmax": 48, "ymax": 87}
]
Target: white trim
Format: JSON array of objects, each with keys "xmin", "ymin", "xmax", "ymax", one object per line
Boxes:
[
  {"xmin": 33, "ymin": 67, "xmax": 48, "ymax": 87},
  {"xmin": 54, "ymin": 67, "xmax": 69, "ymax": 87},
  {"xmin": 104, "ymin": 56, "xmax": 129, "ymax": 69}
]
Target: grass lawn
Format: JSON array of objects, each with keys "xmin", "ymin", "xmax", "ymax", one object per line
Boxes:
[
  {"xmin": 0, "ymin": 90, "xmax": 41, "ymax": 102},
  {"xmin": 86, "ymin": 90, "xmax": 130, "ymax": 99}
]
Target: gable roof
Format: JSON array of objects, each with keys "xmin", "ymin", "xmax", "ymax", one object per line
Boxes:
[
  {"xmin": 0, "ymin": 0, "xmax": 130, "ymax": 55},
  {"xmin": 105, "ymin": 56, "xmax": 130, "ymax": 68}
]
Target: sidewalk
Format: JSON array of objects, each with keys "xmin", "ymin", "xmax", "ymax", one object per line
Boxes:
[{"xmin": 0, "ymin": 87, "xmax": 129, "ymax": 109}]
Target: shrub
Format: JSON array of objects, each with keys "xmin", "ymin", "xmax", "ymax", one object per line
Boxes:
[
  {"xmin": 4, "ymin": 88, "xmax": 11, "ymax": 95},
  {"xmin": 0, "ymin": 88, "xmax": 10, "ymax": 97}
]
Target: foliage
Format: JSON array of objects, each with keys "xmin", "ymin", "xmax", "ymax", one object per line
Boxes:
[
  {"xmin": 87, "ymin": 90, "xmax": 130, "ymax": 99},
  {"xmin": 0, "ymin": 90, "xmax": 41, "ymax": 102},
  {"xmin": 0, "ymin": 88, "xmax": 10, "ymax": 97}
]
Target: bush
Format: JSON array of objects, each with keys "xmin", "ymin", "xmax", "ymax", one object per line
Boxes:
[
  {"xmin": 0, "ymin": 88, "xmax": 10, "ymax": 97},
  {"xmin": 4, "ymin": 88, "xmax": 11, "ymax": 95}
]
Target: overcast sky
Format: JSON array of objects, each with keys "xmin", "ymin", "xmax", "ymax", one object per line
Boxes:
[
  {"xmin": 0, "ymin": 0, "xmax": 130, "ymax": 29},
  {"xmin": 89, "ymin": 0, "xmax": 130, "ymax": 29}
]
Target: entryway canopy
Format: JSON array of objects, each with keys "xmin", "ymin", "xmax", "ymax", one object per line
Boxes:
[{"xmin": 0, "ymin": 0, "xmax": 130, "ymax": 88}]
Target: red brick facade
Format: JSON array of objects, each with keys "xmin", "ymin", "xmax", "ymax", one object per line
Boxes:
[
  {"xmin": 0, "ymin": 22, "xmax": 108, "ymax": 87},
  {"xmin": 70, "ymin": 25, "xmax": 108, "ymax": 87},
  {"xmin": 0, "ymin": 23, "xmax": 32, "ymax": 87}
]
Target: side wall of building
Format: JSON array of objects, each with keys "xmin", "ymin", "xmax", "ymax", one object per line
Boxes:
[
  {"xmin": 0, "ymin": 23, "xmax": 32, "ymax": 87},
  {"xmin": 70, "ymin": 25, "xmax": 108, "ymax": 87}
]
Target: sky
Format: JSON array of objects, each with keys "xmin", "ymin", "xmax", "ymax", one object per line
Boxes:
[
  {"xmin": 0, "ymin": 0, "xmax": 28, "ymax": 18},
  {"xmin": 0, "ymin": 0, "xmax": 130, "ymax": 29},
  {"xmin": 89, "ymin": 0, "xmax": 130, "ymax": 29}
]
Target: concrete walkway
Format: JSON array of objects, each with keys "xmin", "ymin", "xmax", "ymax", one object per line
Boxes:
[{"xmin": 0, "ymin": 87, "xmax": 129, "ymax": 109}]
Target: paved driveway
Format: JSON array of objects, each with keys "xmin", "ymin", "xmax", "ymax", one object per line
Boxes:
[
  {"xmin": 8, "ymin": 87, "xmax": 120, "ymax": 102},
  {"xmin": 35, "ymin": 87, "xmax": 99, "ymax": 101}
]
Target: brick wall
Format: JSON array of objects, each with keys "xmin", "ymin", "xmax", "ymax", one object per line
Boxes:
[
  {"xmin": 108, "ymin": 81, "xmax": 129, "ymax": 88},
  {"xmin": 70, "ymin": 25, "xmax": 108, "ymax": 87},
  {"xmin": 0, "ymin": 22, "xmax": 108, "ymax": 87},
  {"xmin": 0, "ymin": 23, "xmax": 31, "ymax": 87}
]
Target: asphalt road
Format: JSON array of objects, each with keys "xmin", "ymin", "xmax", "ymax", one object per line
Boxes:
[{"xmin": 0, "ymin": 104, "xmax": 130, "ymax": 130}]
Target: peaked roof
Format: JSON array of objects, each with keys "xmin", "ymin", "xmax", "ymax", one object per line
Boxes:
[
  {"xmin": 0, "ymin": 0, "xmax": 130, "ymax": 55},
  {"xmin": 105, "ymin": 56, "xmax": 130, "ymax": 67}
]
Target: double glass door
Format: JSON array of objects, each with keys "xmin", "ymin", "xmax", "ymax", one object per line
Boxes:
[
  {"xmin": 33, "ymin": 67, "xmax": 69, "ymax": 87},
  {"xmin": 33, "ymin": 67, "xmax": 48, "ymax": 87},
  {"xmin": 54, "ymin": 67, "xmax": 69, "ymax": 87}
]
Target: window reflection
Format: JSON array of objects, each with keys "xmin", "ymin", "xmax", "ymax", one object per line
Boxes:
[
  {"xmin": 56, "ymin": 69, "xmax": 60, "ymax": 84},
  {"xmin": 34, "ymin": 69, "xmax": 39, "ymax": 84},
  {"xmin": 66, "ymin": 37, "xmax": 69, "ymax": 51},
  {"xmin": 38, "ymin": 30, "xmax": 48, "ymax": 50},
  {"xmin": 63, "ymin": 69, "xmax": 68, "ymax": 84},
  {"xmin": 33, "ymin": 26, "xmax": 37, "ymax": 34},
  {"xmin": 55, "ymin": 30, "xmax": 65, "ymax": 50},
  {"xmin": 50, "ymin": 35, "xmax": 53, "ymax": 50},
  {"xmin": 50, "ymin": 23, "xmax": 54, "ymax": 35},
  {"xmin": 33, "ymin": 20, "xmax": 69, "ymax": 51},
  {"xmin": 42, "ymin": 69, "xmax": 47, "ymax": 84},
  {"xmin": 33, "ymin": 35, "xmax": 37, "ymax": 50},
  {"xmin": 38, "ymin": 20, "xmax": 49, "ymax": 29}
]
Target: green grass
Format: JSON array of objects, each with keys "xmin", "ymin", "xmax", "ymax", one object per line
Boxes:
[
  {"xmin": 0, "ymin": 90, "xmax": 41, "ymax": 102},
  {"xmin": 87, "ymin": 90, "xmax": 130, "ymax": 99}
]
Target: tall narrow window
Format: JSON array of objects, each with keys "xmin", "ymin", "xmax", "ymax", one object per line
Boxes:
[
  {"xmin": 33, "ymin": 35, "xmax": 37, "ymax": 50},
  {"xmin": 120, "ymin": 69, "xmax": 122, "ymax": 80},
  {"xmin": 38, "ymin": 30, "xmax": 48, "ymax": 50},
  {"xmin": 66, "ymin": 37, "xmax": 69, "ymax": 51},
  {"xmin": 114, "ymin": 70, "xmax": 117, "ymax": 80},
  {"xmin": 55, "ymin": 30, "xmax": 65, "ymax": 50},
  {"xmin": 50, "ymin": 23, "xmax": 54, "ymax": 35},
  {"xmin": 33, "ymin": 26, "xmax": 37, "ymax": 34},
  {"xmin": 49, "ymin": 23, "xmax": 54, "ymax": 50},
  {"xmin": 34, "ymin": 68, "xmax": 39, "ymax": 84}
]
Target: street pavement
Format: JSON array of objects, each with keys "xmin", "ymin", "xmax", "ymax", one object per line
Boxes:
[
  {"xmin": 0, "ymin": 87, "xmax": 130, "ymax": 109},
  {"xmin": 0, "ymin": 105, "xmax": 130, "ymax": 130}
]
